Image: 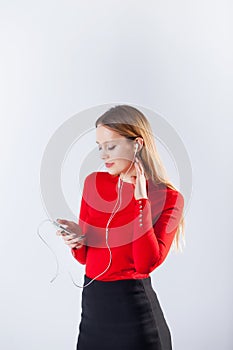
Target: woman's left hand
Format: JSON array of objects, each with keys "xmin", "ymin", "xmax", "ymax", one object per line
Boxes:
[{"xmin": 131, "ymin": 157, "xmax": 148, "ymax": 200}]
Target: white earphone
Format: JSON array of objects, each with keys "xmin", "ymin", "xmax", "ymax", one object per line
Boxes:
[{"xmin": 40, "ymin": 138, "xmax": 143, "ymax": 289}]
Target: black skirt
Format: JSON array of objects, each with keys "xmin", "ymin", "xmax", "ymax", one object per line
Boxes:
[{"xmin": 76, "ymin": 274, "xmax": 173, "ymax": 350}]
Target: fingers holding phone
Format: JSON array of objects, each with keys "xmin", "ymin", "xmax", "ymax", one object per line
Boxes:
[
  {"xmin": 61, "ymin": 232, "xmax": 86, "ymax": 249},
  {"xmin": 54, "ymin": 219, "xmax": 86, "ymax": 249}
]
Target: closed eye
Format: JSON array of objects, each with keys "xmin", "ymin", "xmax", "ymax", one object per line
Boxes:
[{"xmin": 98, "ymin": 145, "xmax": 116, "ymax": 151}]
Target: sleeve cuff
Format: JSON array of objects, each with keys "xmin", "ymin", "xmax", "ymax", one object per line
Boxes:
[{"xmin": 133, "ymin": 198, "xmax": 154, "ymax": 240}]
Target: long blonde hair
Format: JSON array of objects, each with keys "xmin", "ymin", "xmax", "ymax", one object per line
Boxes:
[{"xmin": 95, "ymin": 104, "xmax": 185, "ymax": 252}]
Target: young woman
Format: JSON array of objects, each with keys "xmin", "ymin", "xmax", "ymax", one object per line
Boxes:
[{"xmin": 56, "ymin": 105, "xmax": 185, "ymax": 350}]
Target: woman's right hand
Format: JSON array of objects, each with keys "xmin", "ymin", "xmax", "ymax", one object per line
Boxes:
[{"xmin": 55, "ymin": 219, "xmax": 86, "ymax": 249}]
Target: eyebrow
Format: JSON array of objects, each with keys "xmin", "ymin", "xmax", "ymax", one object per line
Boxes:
[{"xmin": 96, "ymin": 140, "xmax": 115, "ymax": 145}]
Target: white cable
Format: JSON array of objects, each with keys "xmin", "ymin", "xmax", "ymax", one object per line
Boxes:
[
  {"xmin": 37, "ymin": 181, "xmax": 125, "ymax": 288},
  {"xmin": 37, "ymin": 219, "xmax": 60, "ymax": 283}
]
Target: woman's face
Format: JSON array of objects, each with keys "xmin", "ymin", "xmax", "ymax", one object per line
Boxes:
[{"xmin": 96, "ymin": 125, "xmax": 136, "ymax": 177}]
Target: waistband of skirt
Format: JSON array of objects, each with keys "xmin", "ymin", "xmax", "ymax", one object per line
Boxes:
[{"xmin": 83, "ymin": 274, "xmax": 152, "ymax": 289}]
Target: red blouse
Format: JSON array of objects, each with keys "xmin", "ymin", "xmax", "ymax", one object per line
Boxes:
[{"xmin": 71, "ymin": 171, "xmax": 184, "ymax": 281}]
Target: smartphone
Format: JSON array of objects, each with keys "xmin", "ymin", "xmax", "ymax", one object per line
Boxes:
[{"xmin": 53, "ymin": 220, "xmax": 85, "ymax": 242}]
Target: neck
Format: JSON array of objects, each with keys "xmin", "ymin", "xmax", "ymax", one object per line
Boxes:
[
  {"xmin": 120, "ymin": 176, "xmax": 133, "ymax": 183},
  {"xmin": 119, "ymin": 171, "xmax": 137, "ymax": 183},
  {"xmin": 119, "ymin": 172, "xmax": 148, "ymax": 183}
]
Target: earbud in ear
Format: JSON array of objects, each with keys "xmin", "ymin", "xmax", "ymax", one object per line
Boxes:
[{"xmin": 135, "ymin": 142, "xmax": 139, "ymax": 153}]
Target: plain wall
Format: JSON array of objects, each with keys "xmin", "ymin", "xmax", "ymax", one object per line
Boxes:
[{"xmin": 0, "ymin": 1, "xmax": 232, "ymax": 349}]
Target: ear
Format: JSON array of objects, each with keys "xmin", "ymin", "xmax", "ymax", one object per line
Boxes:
[{"xmin": 135, "ymin": 137, "xmax": 144, "ymax": 152}]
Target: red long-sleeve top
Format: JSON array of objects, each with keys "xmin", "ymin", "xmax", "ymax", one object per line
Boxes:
[{"xmin": 71, "ymin": 171, "xmax": 184, "ymax": 281}]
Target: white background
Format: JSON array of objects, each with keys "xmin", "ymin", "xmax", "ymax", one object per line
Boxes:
[{"xmin": 0, "ymin": 1, "xmax": 232, "ymax": 349}]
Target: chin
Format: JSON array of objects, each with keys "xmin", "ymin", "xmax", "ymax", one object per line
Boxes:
[
  {"xmin": 107, "ymin": 168, "xmax": 119, "ymax": 177},
  {"xmin": 107, "ymin": 169, "xmax": 117, "ymax": 175}
]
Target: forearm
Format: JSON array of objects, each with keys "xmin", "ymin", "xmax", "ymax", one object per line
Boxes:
[
  {"xmin": 132, "ymin": 190, "xmax": 184, "ymax": 274},
  {"xmin": 132, "ymin": 198, "xmax": 161, "ymax": 274},
  {"xmin": 71, "ymin": 244, "xmax": 87, "ymax": 265}
]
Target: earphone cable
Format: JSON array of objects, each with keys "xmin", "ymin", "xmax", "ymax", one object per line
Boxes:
[
  {"xmin": 37, "ymin": 218, "xmax": 60, "ymax": 283},
  {"xmin": 38, "ymin": 146, "xmax": 138, "ymax": 288}
]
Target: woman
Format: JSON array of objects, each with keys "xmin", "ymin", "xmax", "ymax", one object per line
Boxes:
[{"xmin": 56, "ymin": 105, "xmax": 185, "ymax": 350}]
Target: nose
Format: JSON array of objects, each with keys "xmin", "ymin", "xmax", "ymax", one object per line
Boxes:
[{"xmin": 99, "ymin": 148, "xmax": 110, "ymax": 160}]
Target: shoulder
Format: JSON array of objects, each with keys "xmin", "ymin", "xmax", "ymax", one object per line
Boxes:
[
  {"xmin": 166, "ymin": 186, "xmax": 184, "ymax": 210},
  {"xmin": 148, "ymin": 180, "xmax": 184, "ymax": 210},
  {"xmin": 83, "ymin": 171, "xmax": 115, "ymax": 186}
]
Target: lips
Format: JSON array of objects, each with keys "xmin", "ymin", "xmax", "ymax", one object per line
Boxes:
[{"xmin": 105, "ymin": 162, "xmax": 114, "ymax": 168}]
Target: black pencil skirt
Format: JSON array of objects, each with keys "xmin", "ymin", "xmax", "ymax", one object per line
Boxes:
[{"xmin": 76, "ymin": 274, "xmax": 173, "ymax": 350}]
